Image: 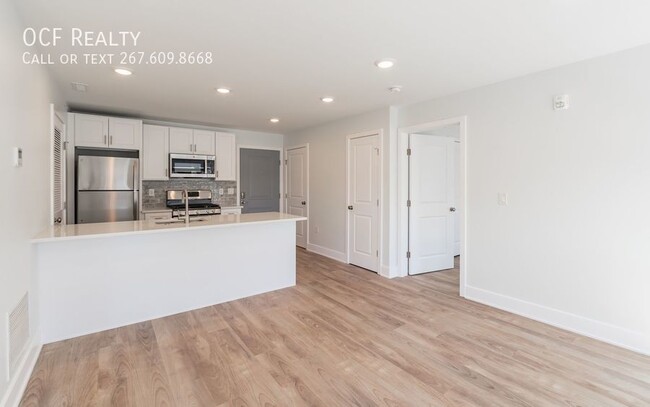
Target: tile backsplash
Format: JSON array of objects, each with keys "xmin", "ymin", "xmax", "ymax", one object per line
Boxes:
[{"xmin": 142, "ymin": 179, "xmax": 238, "ymax": 208}]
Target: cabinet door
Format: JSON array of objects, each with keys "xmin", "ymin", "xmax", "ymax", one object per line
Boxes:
[
  {"xmin": 193, "ymin": 130, "xmax": 216, "ymax": 155},
  {"xmin": 74, "ymin": 114, "xmax": 109, "ymax": 148},
  {"xmin": 169, "ymin": 127, "xmax": 194, "ymax": 154},
  {"xmin": 142, "ymin": 125, "xmax": 169, "ymax": 180},
  {"xmin": 215, "ymin": 132, "xmax": 236, "ymax": 180},
  {"xmin": 109, "ymin": 117, "xmax": 142, "ymax": 150}
]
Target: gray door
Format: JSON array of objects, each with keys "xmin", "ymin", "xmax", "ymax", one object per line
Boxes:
[{"xmin": 240, "ymin": 149, "xmax": 280, "ymax": 213}]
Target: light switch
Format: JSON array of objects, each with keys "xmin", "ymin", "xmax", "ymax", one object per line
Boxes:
[
  {"xmin": 148, "ymin": 189, "xmax": 155, "ymax": 197},
  {"xmin": 227, "ymin": 187, "xmax": 234, "ymax": 195},
  {"xmin": 497, "ymin": 192, "xmax": 509, "ymax": 206},
  {"xmin": 218, "ymin": 188, "xmax": 224, "ymax": 196}
]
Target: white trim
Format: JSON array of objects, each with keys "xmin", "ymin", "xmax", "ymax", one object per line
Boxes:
[
  {"xmin": 379, "ymin": 264, "xmax": 396, "ymax": 279},
  {"xmin": 0, "ymin": 338, "xmax": 41, "ymax": 407},
  {"xmin": 465, "ymin": 285, "xmax": 650, "ymax": 356},
  {"xmin": 237, "ymin": 145, "xmax": 284, "ymax": 213},
  {"xmin": 345, "ymin": 130, "xmax": 384, "ymax": 273},
  {"xmin": 306, "ymin": 243, "xmax": 346, "ymax": 263},
  {"xmin": 397, "ymin": 117, "xmax": 468, "ymax": 297},
  {"xmin": 284, "ymin": 143, "xmax": 310, "ymax": 248}
]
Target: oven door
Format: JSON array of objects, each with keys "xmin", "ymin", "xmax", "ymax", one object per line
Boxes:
[{"xmin": 169, "ymin": 154, "xmax": 215, "ymax": 178}]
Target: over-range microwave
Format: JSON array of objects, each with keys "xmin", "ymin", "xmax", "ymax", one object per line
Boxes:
[{"xmin": 169, "ymin": 153, "xmax": 216, "ymax": 178}]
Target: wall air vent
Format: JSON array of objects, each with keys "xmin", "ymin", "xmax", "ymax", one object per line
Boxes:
[{"xmin": 7, "ymin": 292, "xmax": 30, "ymax": 377}]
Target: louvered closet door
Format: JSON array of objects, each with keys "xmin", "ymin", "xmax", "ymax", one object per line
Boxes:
[{"xmin": 52, "ymin": 108, "xmax": 66, "ymax": 225}]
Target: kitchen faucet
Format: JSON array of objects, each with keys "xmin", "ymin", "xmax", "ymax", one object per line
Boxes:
[{"xmin": 182, "ymin": 189, "xmax": 190, "ymax": 224}]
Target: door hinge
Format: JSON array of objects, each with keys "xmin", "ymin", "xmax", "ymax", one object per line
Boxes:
[
  {"xmin": 284, "ymin": 159, "xmax": 288, "ymax": 165},
  {"xmin": 63, "ymin": 201, "xmax": 67, "ymax": 210},
  {"xmin": 406, "ymin": 251, "xmax": 411, "ymax": 259},
  {"xmin": 285, "ymin": 193, "xmax": 288, "ymax": 198},
  {"xmin": 406, "ymin": 148, "xmax": 412, "ymax": 156},
  {"xmin": 279, "ymin": 160, "xmax": 281, "ymax": 166},
  {"xmin": 407, "ymin": 199, "xmax": 411, "ymax": 207},
  {"xmin": 376, "ymin": 250, "xmax": 379, "ymax": 257},
  {"xmin": 375, "ymin": 147, "xmax": 380, "ymax": 156},
  {"xmin": 63, "ymin": 141, "xmax": 69, "ymax": 150},
  {"xmin": 278, "ymin": 193, "xmax": 281, "ymax": 199},
  {"xmin": 376, "ymin": 199, "xmax": 379, "ymax": 207}
]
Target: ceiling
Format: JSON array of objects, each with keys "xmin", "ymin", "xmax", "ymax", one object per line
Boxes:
[{"xmin": 12, "ymin": 0, "xmax": 650, "ymax": 133}]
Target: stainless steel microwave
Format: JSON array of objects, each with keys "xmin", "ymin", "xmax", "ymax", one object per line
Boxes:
[{"xmin": 169, "ymin": 153, "xmax": 216, "ymax": 178}]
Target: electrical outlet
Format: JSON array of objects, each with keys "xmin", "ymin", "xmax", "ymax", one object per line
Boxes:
[
  {"xmin": 227, "ymin": 187, "xmax": 234, "ymax": 194},
  {"xmin": 218, "ymin": 188, "xmax": 224, "ymax": 196},
  {"xmin": 148, "ymin": 189, "xmax": 155, "ymax": 197},
  {"xmin": 314, "ymin": 226, "xmax": 320, "ymax": 234},
  {"xmin": 497, "ymin": 192, "xmax": 509, "ymax": 206}
]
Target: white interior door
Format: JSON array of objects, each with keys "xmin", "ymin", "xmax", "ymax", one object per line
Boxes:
[
  {"xmin": 286, "ymin": 146, "xmax": 308, "ymax": 248},
  {"xmin": 51, "ymin": 107, "xmax": 66, "ymax": 225},
  {"xmin": 348, "ymin": 134, "xmax": 379, "ymax": 272},
  {"xmin": 453, "ymin": 140, "xmax": 461, "ymax": 256},
  {"xmin": 409, "ymin": 134, "xmax": 455, "ymax": 274}
]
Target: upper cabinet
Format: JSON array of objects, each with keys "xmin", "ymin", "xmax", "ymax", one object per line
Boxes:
[
  {"xmin": 215, "ymin": 132, "xmax": 236, "ymax": 180},
  {"xmin": 169, "ymin": 127, "xmax": 216, "ymax": 155},
  {"xmin": 169, "ymin": 127, "xmax": 194, "ymax": 154},
  {"xmin": 142, "ymin": 125, "xmax": 170, "ymax": 180},
  {"xmin": 74, "ymin": 113, "xmax": 142, "ymax": 151}
]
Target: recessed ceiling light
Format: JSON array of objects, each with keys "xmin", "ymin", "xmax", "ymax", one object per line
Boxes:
[
  {"xmin": 216, "ymin": 87, "xmax": 231, "ymax": 94},
  {"xmin": 114, "ymin": 67, "xmax": 132, "ymax": 76},
  {"xmin": 375, "ymin": 59, "xmax": 396, "ymax": 69},
  {"xmin": 320, "ymin": 97, "xmax": 334, "ymax": 103},
  {"xmin": 269, "ymin": 118, "xmax": 280, "ymax": 123},
  {"xmin": 388, "ymin": 85, "xmax": 402, "ymax": 93}
]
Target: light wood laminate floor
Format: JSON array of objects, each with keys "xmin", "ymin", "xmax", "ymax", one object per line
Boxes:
[{"xmin": 20, "ymin": 250, "xmax": 650, "ymax": 406}]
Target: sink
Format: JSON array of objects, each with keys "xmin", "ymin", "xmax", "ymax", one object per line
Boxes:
[{"xmin": 154, "ymin": 218, "xmax": 208, "ymax": 225}]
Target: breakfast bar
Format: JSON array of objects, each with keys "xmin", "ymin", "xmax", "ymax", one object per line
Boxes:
[{"xmin": 32, "ymin": 212, "xmax": 306, "ymax": 343}]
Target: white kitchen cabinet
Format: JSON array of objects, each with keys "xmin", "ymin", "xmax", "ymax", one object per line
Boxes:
[
  {"xmin": 169, "ymin": 127, "xmax": 194, "ymax": 153},
  {"xmin": 74, "ymin": 113, "xmax": 141, "ymax": 150},
  {"xmin": 142, "ymin": 125, "xmax": 170, "ymax": 180},
  {"xmin": 215, "ymin": 132, "xmax": 236, "ymax": 180},
  {"xmin": 169, "ymin": 127, "xmax": 216, "ymax": 155},
  {"xmin": 142, "ymin": 210, "xmax": 172, "ymax": 220},
  {"xmin": 74, "ymin": 114, "xmax": 109, "ymax": 148},
  {"xmin": 193, "ymin": 130, "xmax": 216, "ymax": 155},
  {"xmin": 109, "ymin": 117, "xmax": 142, "ymax": 150}
]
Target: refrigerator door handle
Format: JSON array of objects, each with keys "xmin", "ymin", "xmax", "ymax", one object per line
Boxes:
[{"xmin": 133, "ymin": 160, "xmax": 139, "ymax": 220}]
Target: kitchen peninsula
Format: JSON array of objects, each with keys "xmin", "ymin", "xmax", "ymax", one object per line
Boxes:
[{"xmin": 32, "ymin": 212, "xmax": 306, "ymax": 343}]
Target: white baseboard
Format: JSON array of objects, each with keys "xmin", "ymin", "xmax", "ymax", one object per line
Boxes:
[
  {"xmin": 0, "ymin": 338, "xmax": 42, "ymax": 407},
  {"xmin": 379, "ymin": 264, "xmax": 397, "ymax": 279},
  {"xmin": 306, "ymin": 243, "xmax": 347, "ymax": 263},
  {"xmin": 465, "ymin": 285, "xmax": 650, "ymax": 356}
]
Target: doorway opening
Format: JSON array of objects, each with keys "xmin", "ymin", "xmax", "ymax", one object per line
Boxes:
[{"xmin": 398, "ymin": 117, "xmax": 467, "ymax": 296}]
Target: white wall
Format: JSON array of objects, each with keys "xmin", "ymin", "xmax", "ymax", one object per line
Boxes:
[
  {"xmin": 0, "ymin": 2, "xmax": 65, "ymax": 405},
  {"xmin": 397, "ymin": 44, "xmax": 650, "ymax": 353},
  {"xmin": 286, "ymin": 109, "xmax": 391, "ymax": 269}
]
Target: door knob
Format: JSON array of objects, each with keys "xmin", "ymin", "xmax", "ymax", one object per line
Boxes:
[
  {"xmin": 54, "ymin": 217, "xmax": 62, "ymax": 224},
  {"xmin": 449, "ymin": 207, "xmax": 456, "ymax": 212},
  {"xmin": 301, "ymin": 201, "xmax": 306, "ymax": 205},
  {"xmin": 348, "ymin": 205, "xmax": 353, "ymax": 210}
]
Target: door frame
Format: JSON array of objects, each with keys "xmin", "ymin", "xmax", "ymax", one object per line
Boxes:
[
  {"xmin": 284, "ymin": 143, "xmax": 310, "ymax": 247},
  {"xmin": 398, "ymin": 117, "xmax": 467, "ymax": 297},
  {"xmin": 237, "ymin": 145, "xmax": 284, "ymax": 213},
  {"xmin": 346, "ymin": 130, "xmax": 384, "ymax": 273}
]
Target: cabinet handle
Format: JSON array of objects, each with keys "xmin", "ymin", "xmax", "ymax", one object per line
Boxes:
[
  {"xmin": 216, "ymin": 170, "xmax": 219, "ymax": 178},
  {"xmin": 194, "ymin": 144, "xmax": 197, "ymax": 152},
  {"xmin": 110, "ymin": 135, "xmax": 113, "ymax": 145},
  {"xmin": 104, "ymin": 135, "xmax": 107, "ymax": 145}
]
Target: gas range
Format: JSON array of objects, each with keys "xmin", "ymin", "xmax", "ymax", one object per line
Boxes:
[{"xmin": 166, "ymin": 190, "xmax": 221, "ymax": 218}]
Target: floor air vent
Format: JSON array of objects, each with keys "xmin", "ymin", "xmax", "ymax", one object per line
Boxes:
[{"xmin": 8, "ymin": 293, "xmax": 30, "ymax": 377}]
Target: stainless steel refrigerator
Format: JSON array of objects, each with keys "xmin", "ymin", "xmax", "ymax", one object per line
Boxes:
[{"xmin": 76, "ymin": 149, "xmax": 139, "ymax": 224}]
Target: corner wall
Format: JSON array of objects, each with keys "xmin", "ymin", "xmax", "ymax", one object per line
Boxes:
[
  {"xmin": 285, "ymin": 109, "xmax": 392, "ymax": 270},
  {"xmin": 0, "ymin": 2, "xmax": 65, "ymax": 405}
]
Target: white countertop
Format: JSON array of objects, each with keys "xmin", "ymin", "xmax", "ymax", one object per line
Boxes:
[{"xmin": 33, "ymin": 212, "xmax": 307, "ymax": 243}]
